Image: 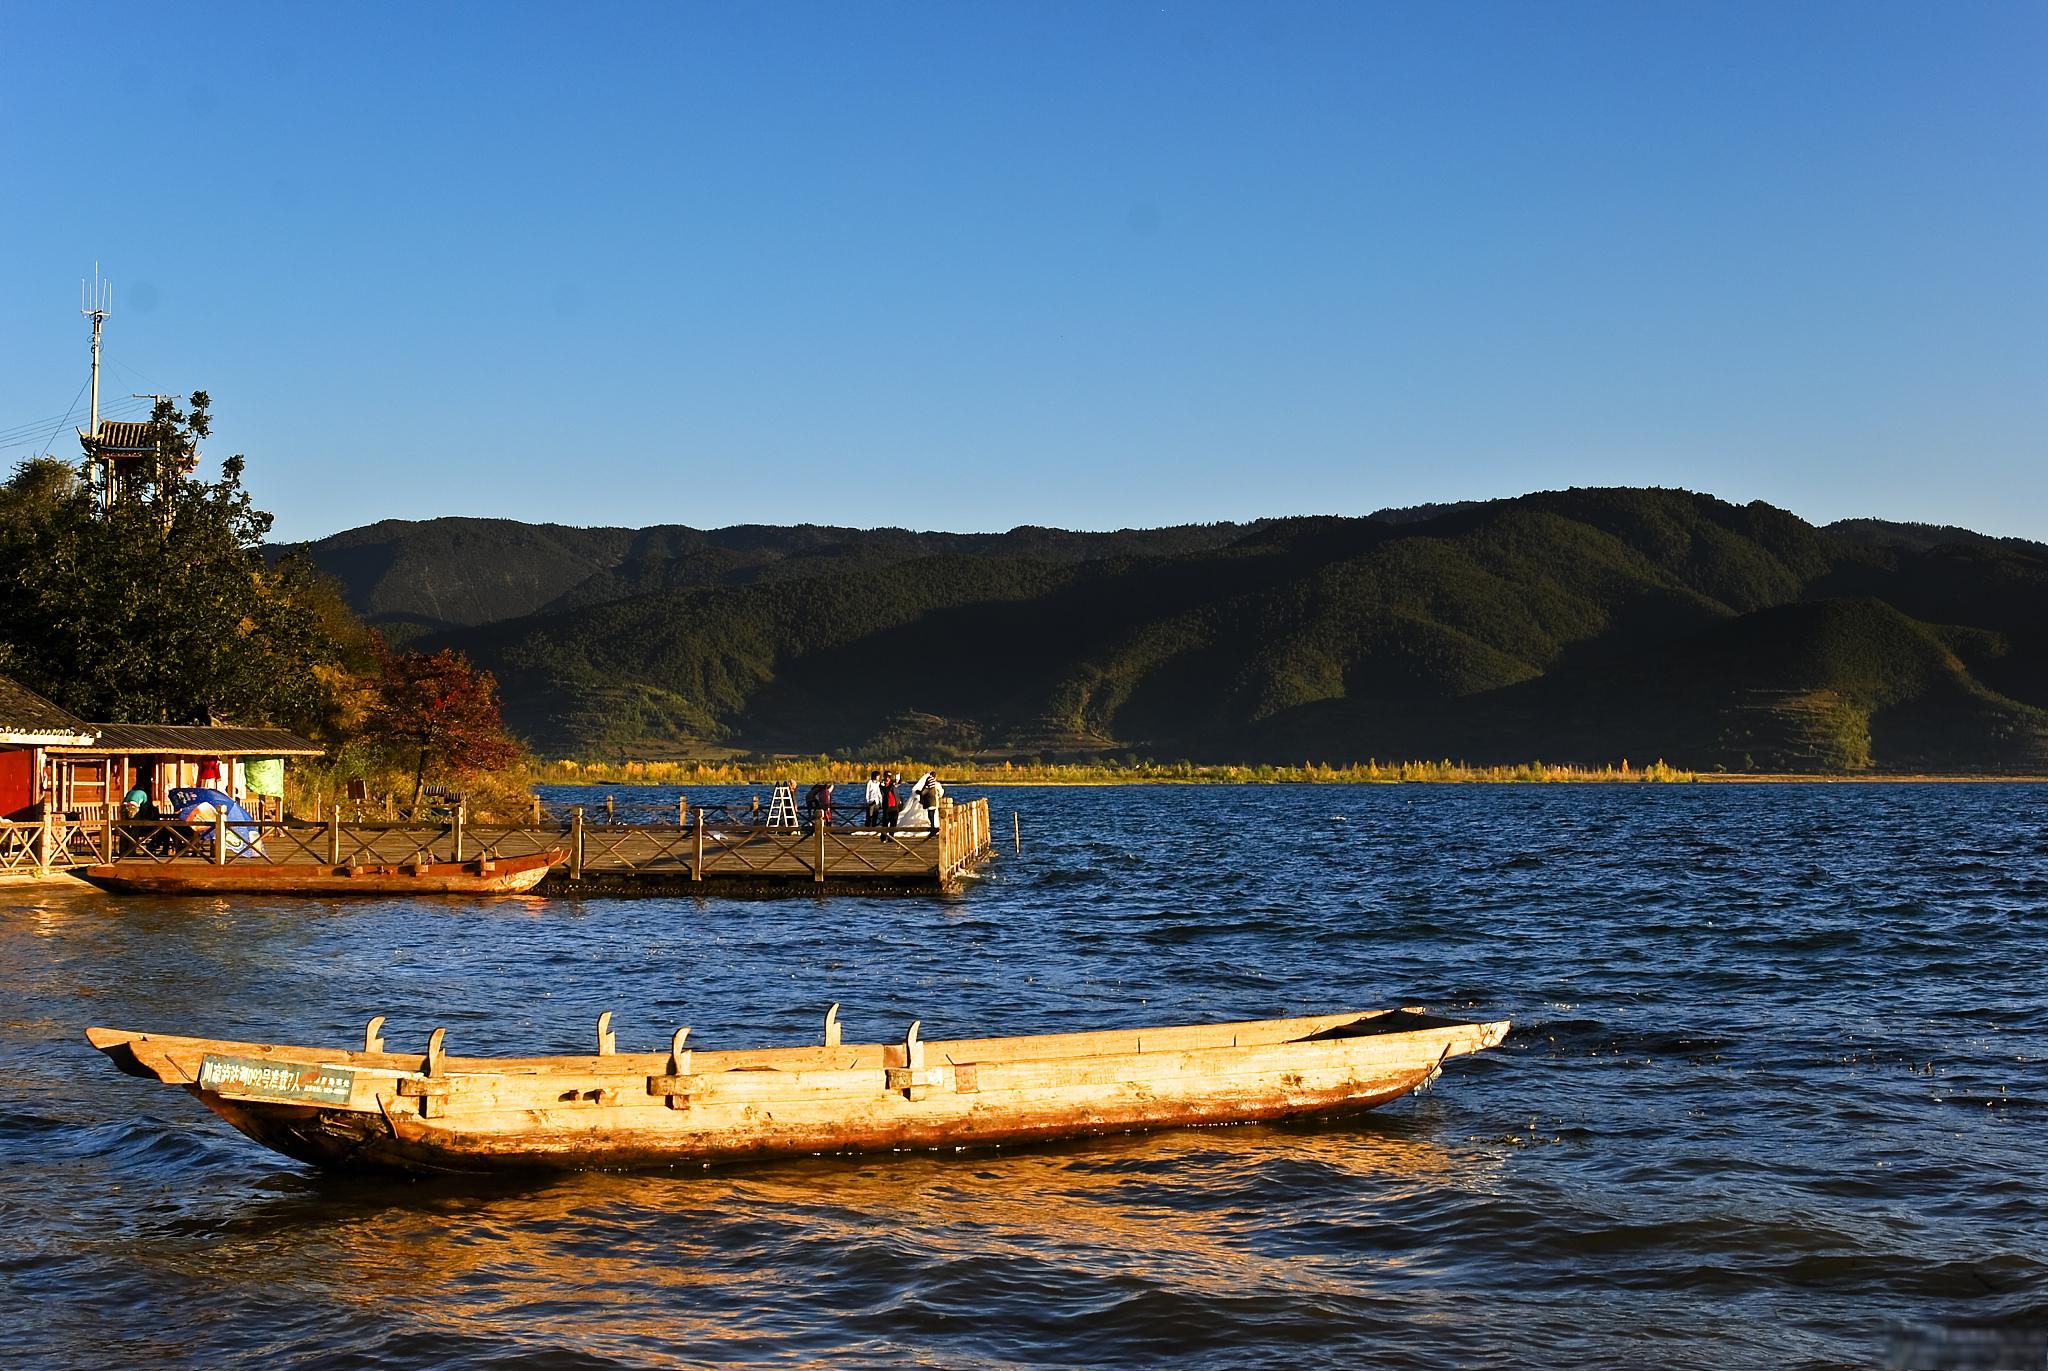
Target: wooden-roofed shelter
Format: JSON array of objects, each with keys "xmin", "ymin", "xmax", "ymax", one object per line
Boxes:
[
  {"xmin": 43, "ymin": 723, "xmax": 324, "ymax": 821},
  {"xmin": 0, "ymin": 674, "xmax": 98, "ymax": 820},
  {"xmin": 79, "ymin": 418, "xmax": 196, "ymax": 506}
]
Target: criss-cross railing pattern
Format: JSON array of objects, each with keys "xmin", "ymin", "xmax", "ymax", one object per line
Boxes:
[
  {"xmin": 0, "ymin": 820, "xmax": 47, "ymax": 875},
  {"xmin": 102, "ymin": 819, "xmax": 214, "ymax": 863},
  {"xmin": 574, "ymin": 821, "xmax": 695, "ymax": 874},
  {"xmin": 36, "ymin": 798, "xmax": 996, "ymax": 888},
  {"xmin": 93, "ymin": 818, "xmax": 497, "ymax": 868},
  {"xmin": 1, "ymin": 816, "xmax": 126, "ymax": 873}
]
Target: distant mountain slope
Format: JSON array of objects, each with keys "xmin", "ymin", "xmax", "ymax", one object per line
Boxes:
[
  {"xmin": 274, "ymin": 518, "xmax": 1258, "ymax": 639},
  {"xmin": 277, "ymin": 518, "xmax": 636, "ymax": 637},
  {"xmin": 392, "ymin": 488, "xmax": 2048, "ymax": 771},
  {"xmin": 1823, "ymin": 517, "xmax": 2048, "ymax": 558}
]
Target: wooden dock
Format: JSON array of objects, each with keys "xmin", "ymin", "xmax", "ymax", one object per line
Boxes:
[{"xmin": 3, "ymin": 798, "xmax": 996, "ymax": 895}]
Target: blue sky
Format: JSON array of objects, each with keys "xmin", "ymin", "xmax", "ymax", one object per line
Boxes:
[{"xmin": 2, "ymin": 2, "xmax": 2042, "ymax": 542}]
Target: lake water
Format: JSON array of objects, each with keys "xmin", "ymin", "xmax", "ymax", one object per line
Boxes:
[{"xmin": 2, "ymin": 783, "xmax": 2042, "ymax": 1369}]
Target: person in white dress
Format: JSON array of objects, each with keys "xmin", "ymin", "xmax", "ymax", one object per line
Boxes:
[{"xmin": 911, "ymin": 772, "xmax": 943, "ymax": 834}]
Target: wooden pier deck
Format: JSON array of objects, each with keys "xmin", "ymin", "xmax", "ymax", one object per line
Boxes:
[{"xmin": 4, "ymin": 798, "xmax": 996, "ymax": 895}]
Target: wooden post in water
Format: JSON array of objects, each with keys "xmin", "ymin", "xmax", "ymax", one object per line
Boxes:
[
  {"xmin": 570, "ymin": 806, "xmax": 585, "ymax": 880},
  {"xmin": 532, "ymin": 793, "xmax": 542, "ymax": 824},
  {"xmin": 605, "ymin": 794, "xmax": 615, "ymax": 824},
  {"xmin": 453, "ymin": 801, "xmax": 466, "ymax": 864},
  {"xmin": 814, "ymin": 814, "xmax": 827, "ymax": 882},
  {"xmin": 692, "ymin": 809, "xmax": 705, "ymax": 882},
  {"xmin": 214, "ymin": 809, "xmax": 229, "ymax": 866},
  {"xmin": 1013, "ymin": 811, "xmax": 1021, "ymax": 855},
  {"xmin": 327, "ymin": 809, "xmax": 342, "ymax": 865},
  {"xmin": 677, "ymin": 794, "xmax": 688, "ymax": 826}
]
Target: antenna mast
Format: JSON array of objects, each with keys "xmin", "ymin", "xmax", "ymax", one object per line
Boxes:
[
  {"xmin": 81, "ymin": 265, "xmax": 111, "ymax": 438},
  {"xmin": 80, "ymin": 265, "xmax": 112, "ymax": 506}
]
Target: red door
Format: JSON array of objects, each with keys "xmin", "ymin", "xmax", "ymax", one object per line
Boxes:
[{"xmin": 0, "ymin": 749, "xmax": 35, "ymax": 820}]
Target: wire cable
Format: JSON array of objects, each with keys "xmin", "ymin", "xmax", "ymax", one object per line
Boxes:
[
  {"xmin": 28, "ymin": 377, "xmax": 90, "ymax": 461},
  {"xmin": 106, "ymin": 355, "xmax": 167, "ymax": 399},
  {"xmin": 0, "ymin": 403, "xmax": 151, "ymax": 457},
  {"xmin": 0, "ymin": 395, "xmax": 151, "ymax": 447},
  {"xmin": 0, "ymin": 392, "xmax": 154, "ymax": 459},
  {"xmin": 0, "ymin": 404, "xmax": 100, "ymax": 444}
]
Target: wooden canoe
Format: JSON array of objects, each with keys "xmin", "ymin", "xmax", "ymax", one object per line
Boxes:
[
  {"xmin": 77, "ymin": 849, "xmax": 562, "ymax": 896},
  {"xmin": 84, "ymin": 1005, "xmax": 1511, "ymax": 1175}
]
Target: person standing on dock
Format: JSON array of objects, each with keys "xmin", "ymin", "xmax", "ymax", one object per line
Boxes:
[
  {"xmin": 915, "ymin": 771, "xmax": 943, "ymax": 834},
  {"xmin": 878, "ymin": 771, "xmax": 901, "ymax": 839},
  {"xmin": 805, "ymin": 780, "xmax": 834, "ymax": 830},
  {"xmin": 863, "ymin": 771, "xmax": 882, "ymax": 828}
]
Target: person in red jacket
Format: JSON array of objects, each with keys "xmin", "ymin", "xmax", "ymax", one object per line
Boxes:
[{"xmin": 878, "ymin": 771, "xmax": 902, "ymax": 840}]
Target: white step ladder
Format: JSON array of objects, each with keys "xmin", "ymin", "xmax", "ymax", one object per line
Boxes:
[{"xmin": 763, "ymin": 781, "xmax": 801, "ymax": 829}]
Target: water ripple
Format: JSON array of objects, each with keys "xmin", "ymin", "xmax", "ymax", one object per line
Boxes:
[{"xmin": 1, "ymin": 782, "xmax": 2044, "ymax": 1369}]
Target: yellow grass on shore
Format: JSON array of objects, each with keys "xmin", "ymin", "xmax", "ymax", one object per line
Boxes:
[
  {"xmin": 534, "ymin": 759, "xmax": 2048, "ymax": 788},
  {"xmin": 534, "ymin": 758, "xmax": 1700, "ymax": 786}
]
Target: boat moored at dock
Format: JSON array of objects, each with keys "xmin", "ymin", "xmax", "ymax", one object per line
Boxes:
[{"xmin": 78, "ymin": 849, "xmax": 561, "ymax": 896}]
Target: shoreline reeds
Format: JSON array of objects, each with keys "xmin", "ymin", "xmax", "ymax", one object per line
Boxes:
[{"xmin": 532, "ymin": 757, "xmax": 1700, "ymax": 786}]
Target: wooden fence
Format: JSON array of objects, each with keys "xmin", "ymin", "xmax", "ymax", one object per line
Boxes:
[
  {"xmin": 12, "ymin": 797, "xmax": 996, "ymax": 891},
  {"xmin": 0, "ymin": 813, "xmax": 111, "ymax": 876}
]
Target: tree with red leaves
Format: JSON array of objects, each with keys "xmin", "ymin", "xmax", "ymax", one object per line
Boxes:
[{"xmin": 366, "ymin": 648, "xmax": 521, "ymax": 805}]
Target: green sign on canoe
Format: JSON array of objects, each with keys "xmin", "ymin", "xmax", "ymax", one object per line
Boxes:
[{"xmin": 197, "ymin": 1053, "xmax": 355, "ymax": 1105}]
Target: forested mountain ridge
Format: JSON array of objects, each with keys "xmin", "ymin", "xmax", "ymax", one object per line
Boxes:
[
  {"xmin": 286, "ymin": 490, "xmax": 2048, "ymax": 771},
  {"xmin": 276, "ymin": 517, "xmax": 1260, "ymax": 639}
]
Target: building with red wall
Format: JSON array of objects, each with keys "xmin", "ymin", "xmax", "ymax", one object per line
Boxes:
[
  {"xmin": 1, "ymin": 673, "xmax": 322, "ymax": 821},
  {"xmin": 0, "ymin": 674, "xmax": 97, "ymax": 820}
]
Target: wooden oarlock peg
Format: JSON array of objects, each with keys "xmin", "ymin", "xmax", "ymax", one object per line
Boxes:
[
  {"xmin": 397, "ymin": 1027, "xmax": 452, "ymax": 1117},
  {"xmin": 886, "ymin": 1019, "xmax": 936, "ymax": 1100},
  {"xmin": 646, "ymin": 1026, "xmax": 694, "ymax": 1110},
  {"xmin": 824, "ymin": 1003, "xmax": 842, "ymax": 1048},
  {"xmin": 597, "ymin": 1011, "xmax": 617, "ymax": 1056},
  {"xmin": 363, "ymin": 1015, "xmax": 386, "ymax": 1054}
]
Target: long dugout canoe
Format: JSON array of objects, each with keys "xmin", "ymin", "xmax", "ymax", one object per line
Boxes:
[
  {"xmin": 85, "ymin": 1006, "xmax": 1511, "ymax": 1175},
  {"xmin": 78, "ymin": 849, "xmax": 562, "ymax": 896}
]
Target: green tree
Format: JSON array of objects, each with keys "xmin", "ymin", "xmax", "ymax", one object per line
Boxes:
[{"xmin": 0, "ymin": 392, "xmax": 345, "ymax": 730}]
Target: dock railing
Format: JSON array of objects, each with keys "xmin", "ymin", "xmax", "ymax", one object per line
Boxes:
[
  {"xmin": 1, "ymin": 813, "xmax": 104, "ymax": 876},
  {"xmin": 0, "ymin": 818, "xmax": 52, "ymax": 876},
  {"xmin": 73, "ymin": 795, "xmax": 997, "ymax": 889}
]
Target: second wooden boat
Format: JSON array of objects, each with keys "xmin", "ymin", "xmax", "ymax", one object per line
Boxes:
[
  {"xmin": 78, "ymin": 849, "xmax": 562, "ymax": 897},
  {"xmin": 86, "ymin": 1005, "xmax": 1511, "ymax": 1175}
]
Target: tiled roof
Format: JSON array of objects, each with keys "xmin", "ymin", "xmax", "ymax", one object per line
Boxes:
[
  {"xmin": 78, "ymin": 421, "xmax": 197, "ymax": 470},
  {"xmin": 48, "ymin": 723, "xmax": 324, "ymax": 757},
  {"xmin": 79, "ymin": 421, "xmax": 162, "ymax": 454},
  {"xmin": 0, "ymin": 674, "xmax": 96, "ymax": 745}
]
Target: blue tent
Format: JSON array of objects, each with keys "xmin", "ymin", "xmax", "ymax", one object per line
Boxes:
[{"xmin": 169, "ymin": 787, "xmax": 264, "ymax": 858}]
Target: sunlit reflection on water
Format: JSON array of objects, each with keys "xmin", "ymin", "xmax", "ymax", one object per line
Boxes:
[{"xmin": 3, "ymin": 783, "xmax": 2044, "ymax": 1368}]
